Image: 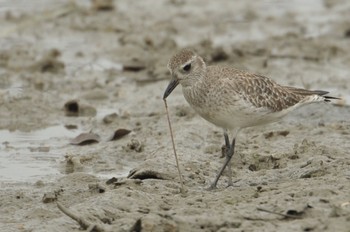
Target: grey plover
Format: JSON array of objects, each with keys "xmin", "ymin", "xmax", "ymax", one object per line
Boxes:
[{"xmin": 163, "ymin": 49, "xmax": 339, "ymax": 189}]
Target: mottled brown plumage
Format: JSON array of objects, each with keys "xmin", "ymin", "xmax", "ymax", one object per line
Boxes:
[{"xmin": 163, "ymin": 49, "xmax": 338, "ymax": 189}]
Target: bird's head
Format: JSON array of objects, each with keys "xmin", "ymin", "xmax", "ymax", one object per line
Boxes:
[{"xmin": 163, "ymin": 49, "xmax": 206, "ymax": 99}]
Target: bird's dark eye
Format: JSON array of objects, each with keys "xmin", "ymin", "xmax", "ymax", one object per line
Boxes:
[{"xmin": 183, "ymin": 63, "xmax": 191, "ymax": 71}]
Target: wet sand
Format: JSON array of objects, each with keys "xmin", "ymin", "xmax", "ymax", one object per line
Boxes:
[{"xmin": 0, "ymin": 0, "xmax": 350, "ymax": 231}]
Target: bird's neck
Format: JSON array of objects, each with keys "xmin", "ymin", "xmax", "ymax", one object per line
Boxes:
[{"xmin": 182, "ymin": 74, "xmax": 207, "ymax": 107}]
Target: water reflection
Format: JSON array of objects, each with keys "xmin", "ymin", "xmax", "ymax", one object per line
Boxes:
[{"xmin": 0, "ymin": 125, "xmax": 79, "ymax": 183}]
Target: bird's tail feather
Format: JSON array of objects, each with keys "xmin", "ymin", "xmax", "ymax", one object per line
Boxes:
[
  {"xmin": 311, "ymin": 90, "xmax": 340, "ymax": 102},
  {"xmin": 284, "ymin": 86, "xmax": 340, "ymax": 102}
]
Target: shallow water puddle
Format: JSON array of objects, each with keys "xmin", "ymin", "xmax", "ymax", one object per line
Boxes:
[
  {"xmin": 0, "ymin": 124, "xmax": 134, "ymax": 184},
  {"xmin": 0, "ymin": 125, "xmax": 80, "ymax": 183}
]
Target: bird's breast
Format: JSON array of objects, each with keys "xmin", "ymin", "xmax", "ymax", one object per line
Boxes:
[{"xmin": 182, "ymin": 84, "xmax": 233, "ymax": 127}]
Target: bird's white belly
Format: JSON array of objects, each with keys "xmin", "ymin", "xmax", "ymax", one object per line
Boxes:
[{"xmin": 190, "ymin": 98, "xmax": 283, "ymax": 131}]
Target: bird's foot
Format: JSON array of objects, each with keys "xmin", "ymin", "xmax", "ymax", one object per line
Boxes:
[
  {"xmin": 206, "ymin": 182, "xmax": 218, "ymax": 191},
  {"xmin": 226, "ymin": 179, "xmax": 234, "ymax": 188}
]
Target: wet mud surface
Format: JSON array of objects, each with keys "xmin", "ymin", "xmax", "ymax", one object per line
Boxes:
[{"xmin": 0, "ymin": 0, "xmax": 350, "ymax": 231}]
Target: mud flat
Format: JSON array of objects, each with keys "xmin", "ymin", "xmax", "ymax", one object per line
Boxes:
[{"xmin": 0, "ymin": 0, "xmax": 349, "ymax": 231}]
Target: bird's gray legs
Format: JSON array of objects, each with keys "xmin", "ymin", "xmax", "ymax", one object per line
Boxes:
[
  {"xmin": 209, "ymin": 130, "xmax": 236, "ymax": 189},
  {"xmin": 224, "ymin": 132, "xmax": 234, "ymax": 187}
]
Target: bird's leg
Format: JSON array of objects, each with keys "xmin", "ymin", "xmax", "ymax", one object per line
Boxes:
[
  {"xmin": 208, "ymin": 131, "xmax": 236, "ymax": 190},
  {"xmin": 224, "ymin": 132, "xmax": 233, "ymax": 187},
  {"xmin": 227, "ymin": 138, "xmax": 236, "ymax": 187}
]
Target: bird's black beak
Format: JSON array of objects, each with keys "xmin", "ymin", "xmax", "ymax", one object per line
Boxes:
[{"xmin": 163, "ymin": 78, "xmax": 179, "ymax": 99}]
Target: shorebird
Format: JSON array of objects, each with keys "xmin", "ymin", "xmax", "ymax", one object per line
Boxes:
[{"xmin": 163, "ymin": 49, "xmax": 338, "ymax": 189}]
